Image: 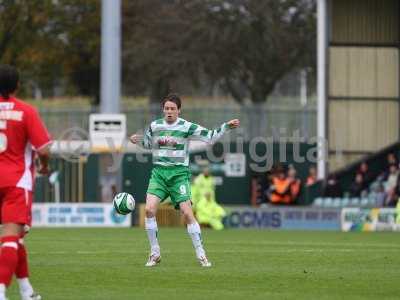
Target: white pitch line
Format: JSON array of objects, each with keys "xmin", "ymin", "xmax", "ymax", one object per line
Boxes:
[
  {"xmin": 29, "ymin": 239, "xmax": 400, "ymax": 249},
  {"xmin": 29, "ymin": 248, "xmax": 400, "ymax": 255},
  {"xmin": 210, "ymin": 240, "xmax": 400, "ymax": 248}
]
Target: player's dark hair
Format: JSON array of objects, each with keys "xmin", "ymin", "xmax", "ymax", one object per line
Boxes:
[
  {"xmin": 0, "ymin": 65, "xmax": 19, "ymax": 99},
  {"xmin": 162, "ymin": 94, "xmax": 181, "ymax": 109}
]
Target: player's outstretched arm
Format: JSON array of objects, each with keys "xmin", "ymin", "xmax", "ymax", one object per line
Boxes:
[
  {"xmin": 226, "ymin": 119, "xmax": 240, "ymax": 129},
  {"xmin": 129, "ymin": 134, "xmax": 142, "ymax": 144},
  {"xmin": 189, "ymin": 118, "xmax": 240, "ymax": 144},
  {"xmin": 129, "ymin": 125, "xmax": 153, "ymax": 149},
  {"xmin": 129, "ymin": 134, "xmax": 149, "ymax": 149}
]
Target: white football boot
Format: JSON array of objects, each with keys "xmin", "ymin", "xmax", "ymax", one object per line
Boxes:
[
  {"xmin": 145, "ymin": 254, "xmax": 161, "ymax": 267},
  {"xmin": 198, "ymin": 256, "xmax": 212, "ymax": 267},
  {"xmin": 20, "ymin": 291, "xmax": 41, "ymax": 300}
]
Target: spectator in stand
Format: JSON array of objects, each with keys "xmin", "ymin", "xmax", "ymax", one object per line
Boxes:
[
  {"xmin": 369, "ymin": 182, "xmax": 386, "ymax": 207},
  {"xmin": 306, "ymin": 166, "xmax": 317, "ymax": 186},
  {"xmin": 250, "ymin": 172, "xmax": 271, "ymax": 206},
  {"xmin": 392, "ymin": 176, "xmax": 400, "ymax": 208},
  {"xmin": 358, "ymin": 162, "xmax": 374, "ymax": 189},
  {"xmin": 263, "ymin": 171, "xmax": 273, "ymax": 204},
  {"xmin": 383, "ymin": 153, "xmax": 398, "ymax": 180},
  {"xmin": 287, "ymin": 165, "xmax": 301, "ymax": 204},
  {"xmin": 349, "ymin": 173, "xmax": 366, "ymax": 198},
  {"xmin": 384, "ymin": 164, "xmax": 399, "ymax": 206},
  {"xmin": 323, "ymin": 175, "xmax": 343, "ymax": 198},
  {"xmin": 270, "ymin": 166, "xmax": 292, "ymax": 204},
  {"xmin": 262, "ymin": 171, "xmax": 274, "ymax": 204},
  {"xmin": 387, "ymin": 153, "xmax": 398, "ymax": 168}
]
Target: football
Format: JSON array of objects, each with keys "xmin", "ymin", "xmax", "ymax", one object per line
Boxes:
[{"xmin": 113, "ymin": 192, "xmax": 135, "ymax": 215}]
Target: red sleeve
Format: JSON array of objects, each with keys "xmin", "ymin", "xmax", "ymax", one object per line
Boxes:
[{"xmin": 25, "ymin": 107, "xmax": 52, "ymax": 150}]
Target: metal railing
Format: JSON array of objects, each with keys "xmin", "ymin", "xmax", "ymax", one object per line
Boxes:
[
  {"xmin": 34, "ymin": 156, "xmax": 87, "ymax": 203},
  {"xmin": 40, "ymin": 105, "xmax": 316, "ymax": 140}
]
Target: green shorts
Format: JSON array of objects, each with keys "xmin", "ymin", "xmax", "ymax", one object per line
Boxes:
[{"xmin": 147, "ymin": 165, "xmax": 191, "ymax": 209}]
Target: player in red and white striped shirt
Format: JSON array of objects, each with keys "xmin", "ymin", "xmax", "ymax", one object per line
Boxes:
[{"xmin": 0, "ymin": 65, "xmax": 52, "ymax": 300}]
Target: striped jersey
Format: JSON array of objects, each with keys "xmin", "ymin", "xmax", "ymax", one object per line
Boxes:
[{"xmin": 142, "ymin": 117, "xmax": 229, "ymax": 167}]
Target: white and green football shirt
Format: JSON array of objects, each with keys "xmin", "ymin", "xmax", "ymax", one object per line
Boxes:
[{"xmin": 142, "ymin": 118, "xmax": 229, "ymax": 167}]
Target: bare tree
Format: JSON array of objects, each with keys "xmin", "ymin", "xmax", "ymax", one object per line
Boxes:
[
  {"xmin": 122, "ymin": 0, "xmax": 315, "ymax": 104},
  {"xmin": 197, "ymin": 0, "xmax": 316, "ymax": 103}
]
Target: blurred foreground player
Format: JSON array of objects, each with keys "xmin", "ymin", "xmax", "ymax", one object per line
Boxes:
[{"xmin": 0, "ymin": 65, "xmax": 52, "ymax": 300}]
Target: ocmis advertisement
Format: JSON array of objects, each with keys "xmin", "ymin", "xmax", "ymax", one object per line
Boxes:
[
  {"xmin": 32, "ymin": 203, "xmax": 131, "ymax": 227},
  {"xmin": 223, "ymin": 206, "xmax": 341, "ymax": 230}
]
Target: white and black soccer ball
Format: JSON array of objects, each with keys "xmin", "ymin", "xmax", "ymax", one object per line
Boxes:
[{"xmin": 113, "ymin": 192, "xmax": 135, "ymax": 215}]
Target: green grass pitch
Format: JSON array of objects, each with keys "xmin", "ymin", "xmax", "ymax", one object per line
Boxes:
[{"xmin": 7, "ymin": 228, "xmax": 400, "ymax": 300}]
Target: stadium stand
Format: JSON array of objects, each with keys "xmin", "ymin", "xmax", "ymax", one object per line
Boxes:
[{"xmin": 312, "ymin": 143, "xmax": 400, "ymax": 208}]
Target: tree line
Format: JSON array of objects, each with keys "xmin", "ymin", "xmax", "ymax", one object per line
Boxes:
[{"xmin": 0, "ymin": 0, "xmax": 315, "ymax": 104}]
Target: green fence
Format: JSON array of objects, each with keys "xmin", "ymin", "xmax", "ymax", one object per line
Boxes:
[
  {"xmin": 35, "ymin": 142, "xmax": 316, "ymax": 205},
  {"xmin": 34, "ymin": 155, "xmax": 99, "ymax": 203}
]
